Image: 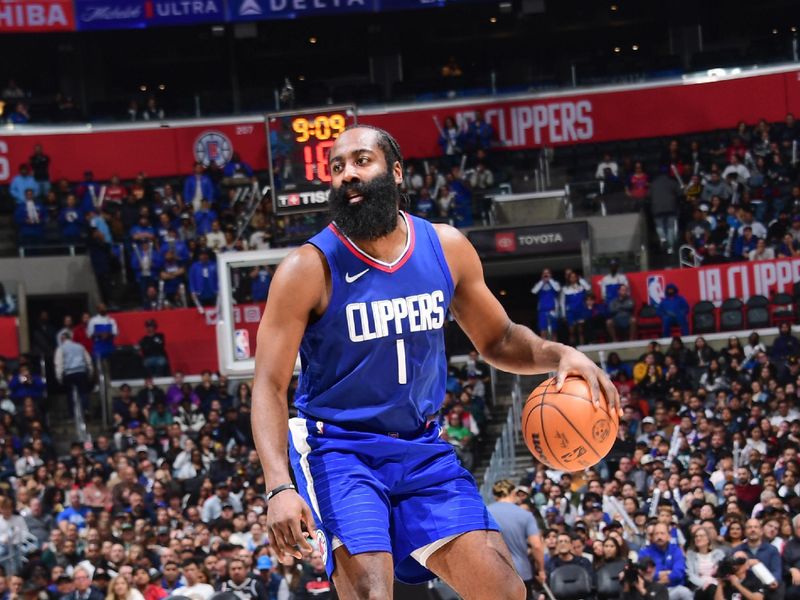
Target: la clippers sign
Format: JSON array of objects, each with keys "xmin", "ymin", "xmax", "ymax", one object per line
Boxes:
[
  {"xmin": 0, "ymin": 0, "xmax": 75, "ymax": 32},
  {"xmin": 592, "ymin": 257, "xmax": 800, "ymax": 309}
]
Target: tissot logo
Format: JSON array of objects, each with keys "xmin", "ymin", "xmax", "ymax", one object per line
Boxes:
[{"xmin": 277, "ymin": 190, "xmax": 328, "ymax": 208}]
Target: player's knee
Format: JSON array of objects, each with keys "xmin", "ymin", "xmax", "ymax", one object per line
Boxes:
[{"xmin": 352, "ymin": 576, "xmax": 392, "ymax": 600}]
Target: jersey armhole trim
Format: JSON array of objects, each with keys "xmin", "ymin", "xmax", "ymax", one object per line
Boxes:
[
  {"xmin": 424, "ymin": 220, "xmax": 455, "ymax": 300},
  {"xmin": 304, "ymin": 239, "xmax": 341, "ymax": 331}
]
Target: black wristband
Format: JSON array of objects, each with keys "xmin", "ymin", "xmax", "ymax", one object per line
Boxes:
[{"xmin": 266, "ymin": 483, "xmax": 296, "ymax": 502}]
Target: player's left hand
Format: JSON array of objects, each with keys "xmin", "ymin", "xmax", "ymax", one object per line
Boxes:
[{"xmin": 555, "ymin": 346, "xmax": 621, "ymax": 415}]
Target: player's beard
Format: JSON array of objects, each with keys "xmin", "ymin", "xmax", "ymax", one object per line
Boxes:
[{"xmin": 329, "ymin": 170, "xmax": 400, "ymax": 241}]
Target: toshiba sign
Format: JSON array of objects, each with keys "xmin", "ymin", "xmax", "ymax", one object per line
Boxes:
[{"xmin": 0, "ymin": 0, "xmax": 76, "ymax": 32}]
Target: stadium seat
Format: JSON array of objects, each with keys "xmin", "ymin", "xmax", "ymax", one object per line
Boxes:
[
  {"xmin": 549, "ymin": 565, "xmax": 593, "ymax": 600},
  {"xmin": 637, "ymin": 305, "xmax": 662, "ymax": 339},
  {"xmin": 772, "ymin": 292, "xmax": 794, "ymax": 326},
  {"xmin": 692, "ymin": 300, "xmax": 716, "ymax": 334},
  {"xmin": 745, "ymin": 295, "xmax": 770, "ymax": 329},
  {"xmin": 596, "ymin": 561, "xmax": 624, "ymax": 599},
  {"xmin": 720, "ymin": 298, "xmax": 744, "ymax": 331}
]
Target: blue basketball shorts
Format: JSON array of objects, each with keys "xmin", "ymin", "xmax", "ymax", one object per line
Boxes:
[
  {"xmin": 537, "ymin": 309, "xmax": 558, "ymax": 332},
  {"xmin": 287, "ymin": 417, "xmax": 498, "ymax": 584}
]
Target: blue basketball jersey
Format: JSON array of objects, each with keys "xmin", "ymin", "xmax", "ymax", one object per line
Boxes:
[{"xmin": 294, "ymin": 212, "xmax": 454, "ymax": 435}]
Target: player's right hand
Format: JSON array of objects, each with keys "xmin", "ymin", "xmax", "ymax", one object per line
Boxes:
[{"xmin": 266, "ymin": 490, "xmax": 317, "ymax": 560}]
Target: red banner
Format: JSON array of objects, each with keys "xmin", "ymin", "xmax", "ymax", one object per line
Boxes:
[
  {"xmin": 0, "ymin": 67, "xmax": 798, "ymax": 183},
  {"xmin": 0, "ymin": 0, "xmax": 75, "ymax": 32},
  {"xmin": 112, "ymin": 302, "xmax": 264, "ymax": 376},
  {"xmin": 0, "ymin": 317, "xmax": 19, "ymax": 358},
  {"xmin": 592, "ymin": 257, "xmax": 800, "ymax": 310}
]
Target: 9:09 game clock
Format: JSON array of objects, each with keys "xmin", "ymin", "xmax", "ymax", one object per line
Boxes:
[{"xmin": 266, "ymin": 106, "xmax": 356, "ymax": 215}]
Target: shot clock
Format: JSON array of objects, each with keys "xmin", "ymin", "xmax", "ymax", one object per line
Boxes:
[{"xmin": 266, "ymin": 106, "xmax": 356, "ymax": 215}]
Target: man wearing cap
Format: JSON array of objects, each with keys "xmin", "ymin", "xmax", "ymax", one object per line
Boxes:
[
  {"xmin": 139, "ymin": 320, "xmax": 169, "ymax": 377},
  {"xmin": 488, "ymin": 480, "xmax": 545, "ymax": 598},
  {"xmin": 201, "ymin": 481, "xmax": 242, "ymax": 523},
  {"xmin": 220, "ymin": 557, "xmax": 270, "ymax": 600},
  {"xmin": 637, "ymin": 418, "xmax": 662, "ymax": 445}
]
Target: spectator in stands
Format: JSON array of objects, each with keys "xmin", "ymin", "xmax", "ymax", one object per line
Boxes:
[
  {"xmin": 622, "ymin": 556, "xmax": 669, "ymax": 600},
  {"xmin": 205, "ymin": 220, "xmax": 226, "ymax": 252},
  {"xmin": 531, "ymin": 269, "xmax": 561, "ymax": 340},
  {"xmin": 607, "ymin": 284, "xmax": 637, "ymax": 342},
  {"xmin": 54, "ymin": 331, "xmax": 94, "ymax": 415},
  {"xmin": 131, "ymin": 240, "xmax": 162, "ymax": 302},
  {"xmin": 141, "ymin": 97, "xmax": 164, "ymax": 121},
  {"xmin": 685, "ymin": 207, "xmax": 712, "ymax": 250},
  {"xmin": 546, "ymin": 532, "xmax": 595, "ymax": 584},
  {"xmin": 8, "ymin": 102, "xmax": 29, "ymax": 124},
  {"xmin": 465, "ymin": 111, "xmax": 494, "ymax": 156},
  {"xmin": 13, "ymin": 189, "xmax": 45, "ymax": 245},
  {"xmin": 9, "ymin": 362, "xmax": 45, "ymax": 402},
  {"xmin": 488, "ymin": 479, "xmax": 546, "ymax": 592},
  {"xmin": 600, "ymin": 259, "xmax": 629, "ymax": 303},
  {"xmin": 442, "ymin": 412, "xmax": 474, "ymax": 470},
  {"xmin": 638, "ymin": 523, "xmax": 691, "ymax": 600},
  {"xmin": 194, "ymin": 199, "xmax": 218, "ymax": 237},
  {"xmin": 219, "ymin": 557, "xmax": 268, "ymax": 600},
  {"xmin": 581, "ymin": 293, "xmax": 609, "ymax": 344},
  {"xmin": 58, "ymin": 195, "xmax": 85, "ymax": 243},
  {"xmin": 184, "ymin": 163, "xmax": 216, "ymax": 212},
  {"xmin": 651, "ymin": 167, "xmax": 682, "ymax": 255},
  {"xmin": 738, "ymin": 209, "xmax": 768, "ymax": 240},
  {"xmin": 249, "ymin": 267, "xmax": 272, "ymax": 302},
  {"xmin": 735, "ymin": 519, "xmax": 781, "ymax": 593},
  {"xmin": 29, "ymin": 145, "xmax": 50, "ymax": 198},
  {"xmin": 770, "ymin": 323, "xmax": 800, "ymax": 362},
  {"xmin": 138, "ymin": 319, "xmax": 169, "ymax": 377},
  {"xmin": 87, "ymin": 303, "xmax": 118, "ymax": 360},
  {"xmin": 159, "ymin": 250, "xmax": 187, "ymax": 307},
  {"xmin": 189, "ymin": 250, "xmax": 218, "ymax": 310},
  {"xmin": 656, "ymin": 284, "xmax": 689, "ymax": 337},
  {"xmin": 749, "ymin": 239, "xmax": 775, "ymax": 261},
  {"xmin": 626, "ymin": 161, "xmax": 650, "ymax": 201},
  {"xmin": 560, "ymin": 270, "xmax": 589, "ymax": 346},
  {"xmin": 732, "ymin": 226, "xmax": 759, "ymax": 261},
  {"xmin": 596, "ymin": 152, "xmax": 619, "ymax": 180}
]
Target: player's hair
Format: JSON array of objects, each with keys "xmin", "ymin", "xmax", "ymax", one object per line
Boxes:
[
  {"xmin": 344, "ymin": 124, "xmax": 403, "ymax": 170},
  {"xmin": 492, "ymin": 479, "xmax": 516, "ymax": 499}
]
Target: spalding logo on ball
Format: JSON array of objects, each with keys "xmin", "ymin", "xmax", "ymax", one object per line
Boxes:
[{"xmin": 522, "ymin": 375, "xmax": 619, "ymax": 472}]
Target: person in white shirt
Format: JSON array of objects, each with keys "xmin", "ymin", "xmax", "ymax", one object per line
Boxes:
[
  {"xmin": 595, "ymin": 153, "xmax": 619, "ymax": 180},
  {"xmin": 722, "ymin": 155, "xmax": 751, "ymax": 182},
  {"xmin": 205, "ymin": 220, "xmax": 226, "ymax": 252},
  {"xmin": 748, "ymin": 239, "xmax": 776, "ymax": 261},
  {"xmin": 174, "ymin": 559, "xmax": 214, "ymax": 600}
]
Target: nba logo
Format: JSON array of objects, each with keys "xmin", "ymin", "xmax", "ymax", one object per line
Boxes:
[
  {"xmin": 647, "ymin": 275, "xmax": 665, "ymax": 306},
  {"xmin": 495, "ymin": 232, "xmax": 517, "ymax": 253},
  {"xmin": 234, "ymin": 329, "xmax": 250, "ymax": 360}
]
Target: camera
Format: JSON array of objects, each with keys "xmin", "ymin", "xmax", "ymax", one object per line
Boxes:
[
  {"xmin": 623, "ymin": 559, "xmax": 641, "ymax": 584},
  {"xmin": 716, "ymin": 556, "xmax": 746, "ymax": 578}
]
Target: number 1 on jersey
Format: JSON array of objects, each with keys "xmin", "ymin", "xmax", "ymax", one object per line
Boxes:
[{"xmin": 396, "ymin": 339, "xmax": 407, "ymax": 384}]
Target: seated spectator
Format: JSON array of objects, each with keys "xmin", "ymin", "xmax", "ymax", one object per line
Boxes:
[
  {"xmin": 139, "ymin": 320, "xmax": 169, "ymax": 377},
  {"xmin": 685, "ymin": 208, "xmax": 712, "ymax": 250},
  {"xmin": 205, "ymin": 220, "xmax": 226, "ymax": 252},
  {"xmin": 771, "ymin": 323, "xmax": 800, "ymax": 362},
  {"xmin": 249, "ymin": 267, "xmax": 272, "ymax": 302},
  {"xmin": 58, "ymin": 195, "xmax": 85, "ymax": 242},
  {"xmin": 13, "ymin": 189, "xmax": 45, "ymax": 245},
  {"xmin": 734, "ymin": 519, "xmax": 781, "ymax": 595},
  {"xmin": 130, "ymin": 215, "xmax": 155, "ymax": 245},
  {"xmin": 184, "ymin": 163, "xmax": 216, "ymax": 212},
  {"xmin": 748, "ymin": 239, "xmax": 775, "ymax": 261},
  {"xmin": 141, "ymin": 96, "xmax": 164, "ymax": 121},
  {"xmin": 546, "ymin": 532, "xmax": 596, "ymax": 586},
  {"xmin": 638, "ymin": 523, "xmax": 692, "ymax": 600},
  {"xmin": 595, "ymin": 152, "xmax": 619, "ymax": 180},
  {"xmin": 581, "ymin": 293, "xmax": 608, "ymax": 344},
  {"xmin": 656, "ymin": 284, "xmax": 689, "ymax": 337},
  {"xmin": 131, "ymin": 240, "xmax": 162, "ymax": 301},
  {"xmin": 606, "ymin": 284, "xmax": 637, "ymax": 342},
  {"xmin": 159, "ymin": 251, "xmax": 187, "ymax": 307},
  {"xmin": 622, "ymin": 556, "xmax": 669, "ymax": 600},
  {"xmin": 10, "ymin": 164, "xmax": 39, "ymax": 204},
  {"xmin": 9, "ymin": 363, "xmax": 45, "ymax": 402},
  {"xmin": 194, "ymin": 199, "xmax": 218, "ymax": 237},
  {"xmin": 626, "ymin": 161, "xmax": 650, "ymax": 201},
  {"xmin": 189, "ymin": 250, "xmax": 218, "ymax": 309}
]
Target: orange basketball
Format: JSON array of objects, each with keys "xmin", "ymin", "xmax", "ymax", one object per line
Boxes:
[{"xmin": 522, "ymin": 375, "xmax": 618, "ymax": 472}]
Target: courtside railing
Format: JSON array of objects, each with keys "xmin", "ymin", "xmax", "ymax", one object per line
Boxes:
[{"xmin": 479, "ymin": 373, "xmax": 524, "ymax": 503}]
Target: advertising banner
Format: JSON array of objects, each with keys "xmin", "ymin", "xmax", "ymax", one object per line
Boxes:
[
  {"xmin": 74, "ymin": 0, "xmax": 225, "ymax": 31},
  {"xmin": 468, "ymin": 221, "xmax": 589, "ymax": 259},
  {"xmin": 0, "ymin": 0, "xmax": 75, "ymax": 33},
  {"xmin": 0, "ymin": 317, "xmax": 18, "ymax": 359},
  {"xmin": 1, "ymin": 67, "xmax": 798, "ymax": 183},
  {"xmin": 591, "ymin": 257, "xmax": 800, "ymax": 310}
]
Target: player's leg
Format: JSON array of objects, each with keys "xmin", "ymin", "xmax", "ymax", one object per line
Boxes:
[
  {"xmin": 425, "ymin": 530, "xmax": 526, "ymax": 600},
  {"xmin": 331, "ymin": 548, "xmax": 394, "ymax": 600}
]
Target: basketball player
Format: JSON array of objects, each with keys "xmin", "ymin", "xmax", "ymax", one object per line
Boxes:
[{"xmin": 252, "ymin": 125, "xmax": 620, "ymax": 600}]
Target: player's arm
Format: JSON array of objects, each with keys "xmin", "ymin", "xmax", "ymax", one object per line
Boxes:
[
  {"xmin": 435, "ymin": 224, "xmax": 619, "ymax": 411},
  {"xmin": 251, "ymin": 245, "xmax": 325, "ymax": 560}
]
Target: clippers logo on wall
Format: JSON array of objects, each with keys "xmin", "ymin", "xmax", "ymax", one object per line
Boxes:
[
  {"xmin": 592, "ymin": 257, "xmax": 800, "ymax": 310},
  {"xmin": 0, "ymin": 0, "xmax": 75, "ymax": 32},
  {"xmin": 194, "ymin": 131, "xmax": 233, "ymax": 168}
]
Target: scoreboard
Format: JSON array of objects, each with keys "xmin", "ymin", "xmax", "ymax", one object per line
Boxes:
[{"xmin": 266, "ymin": 106, "xmax": 357, "ymax": 215}]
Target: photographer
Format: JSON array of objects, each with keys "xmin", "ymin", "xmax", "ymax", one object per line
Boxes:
[
  {"xmin": 621, "ymin": 557, "xmax": 668, "ymax": 600},
  {"xmin": 714, "ymin": 553, "xmax": 765, "ymax": 600}
]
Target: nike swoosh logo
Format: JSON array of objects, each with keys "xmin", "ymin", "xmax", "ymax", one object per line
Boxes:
[{"xmin": 345, "ymin": 269, "xmax": 369, "ymax": 283}]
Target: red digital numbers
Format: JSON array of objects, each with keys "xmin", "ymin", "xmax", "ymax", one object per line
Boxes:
[{"xmin": 302, "ymin": 140, "xmax": 335, "ymax": 183}]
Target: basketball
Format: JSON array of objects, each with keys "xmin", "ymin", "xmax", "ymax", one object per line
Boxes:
[{"xmin": 522, "ymin": 375, "xmax": 619, "ymax": 472}]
